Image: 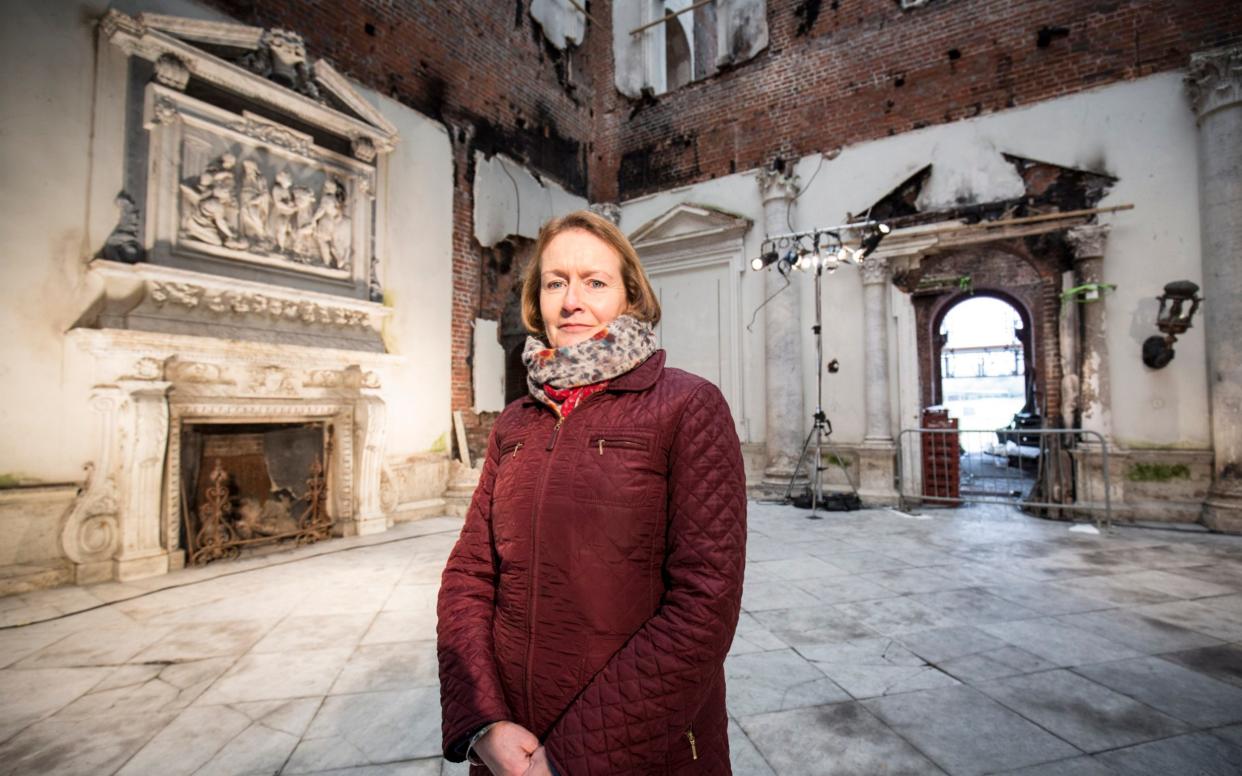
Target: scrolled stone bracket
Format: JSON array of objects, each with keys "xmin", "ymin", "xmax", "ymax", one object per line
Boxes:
[{"xmin": 1186, "ymin": 44, "xmax": 1242, "ymax": 121}]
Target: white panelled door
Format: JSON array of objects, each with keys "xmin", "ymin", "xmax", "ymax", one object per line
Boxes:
[{"xmin": 629, "ymin": 203, "xmax": 751, "ymax": 440}]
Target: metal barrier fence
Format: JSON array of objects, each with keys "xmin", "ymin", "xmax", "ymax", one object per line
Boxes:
[{"xmin": 896, "ymin": 427, "xmax": 1112, "ymax": 528}]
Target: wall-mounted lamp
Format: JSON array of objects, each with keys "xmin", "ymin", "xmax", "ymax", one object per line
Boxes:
[{"xmin": 1142, "ymin": 280, "xmax": 1202, "ymax": 369}]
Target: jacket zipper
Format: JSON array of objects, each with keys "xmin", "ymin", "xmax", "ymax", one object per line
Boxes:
[
  {"xmin": 686, "ymin": 729, "xmax": 698, "ymax": 761},
  {"xmin": 523, "ymin": 392, "xmax": 603, "ymax": 723},
  {"xmin": 597, "ymin": 438, "xmax": 645, "ymax": 455}
]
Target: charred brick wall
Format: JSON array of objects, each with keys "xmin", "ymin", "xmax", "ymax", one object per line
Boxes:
[
  {"xmin": 593, "ymin": 0, "xmax": 1242, "ymax": 201},
  {"xmin": 205, "ymin": 0, "xmax": 598, "ymax": 429}
]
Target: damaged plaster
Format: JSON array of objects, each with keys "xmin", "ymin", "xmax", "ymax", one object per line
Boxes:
[
  {"xmin": 530, "ymin": 0, "xmax": 586, "ymax": 50},
  {"xmin": 472, "ymin": 152, "xmax": 588, "ymax": 247},
  {"xmin": 473, "ymin": 318, "xmax": 505, "ymax": 412},
  {"xmin": 914, "ymin": 136, "xmax": 1026, "ymax": 210},
  {"xmin": 612, "ymin": 0, "xmax": 768, "ymax": 98}
]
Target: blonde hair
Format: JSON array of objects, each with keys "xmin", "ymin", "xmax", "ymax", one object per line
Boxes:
[{"xmin": 520, "ymin": 210, "xmax": 661, "ymax": 336}]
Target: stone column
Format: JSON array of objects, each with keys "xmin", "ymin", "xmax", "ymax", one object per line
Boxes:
[
  {"xmin": 1187, "ymin": 45, "xmax": 1242, "ymax": 531},
  {"xmin": 113, "ymin": 380, "xmax": 172, "ymax": 581},
  {"xmin": 857, "ymin": 256, "xmax": 898, "ymax": 502},
  {"xmin": 861, "ymin": 257, "xmax": 894, "ymax": 443},
  {"xmin": 1066, "ymin": 225, "xmax": 1113, "ymax": 442},
  {"xmin": 1066, "ymin": 225, "xmax": 1124, "ymax": 511},
  {"xmin": 352, "ymin": 390, "xmax": 390, "ymax": 536},
  {"xmin": 756, "ymin": 169, "xmax": 805, "ymax": 491}
]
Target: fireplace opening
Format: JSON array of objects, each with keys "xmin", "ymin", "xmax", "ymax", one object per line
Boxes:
[{"xmin": 179, "ymin": 421, "xmax": 333, "ymax": 565}]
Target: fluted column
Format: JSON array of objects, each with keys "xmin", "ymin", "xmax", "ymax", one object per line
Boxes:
[
  {"xmin": 861, "ymin": 257, "xmax": 894, "ymax": 443},
  {"xmin": 756, "ymin": 169, "xmax": 805, "ymax": 487},
  {"xmin": 113, "ymin": 380, "xmax": 172, "ymax": 581},
  {"xmin": 1188, "ymin": 45, "xmax": 1242, "ymax": 530}
]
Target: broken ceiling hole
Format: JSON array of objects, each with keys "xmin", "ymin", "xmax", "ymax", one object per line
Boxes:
[
  {"xmin": 794, "ymin": 0, "xmax": 824, "ymax": 36},
  {"xmin": 1036, "ymin": 26, "xmax": 1070, "ymax": 48},
  {"xmin": 364, "ymin": 22, "xmax": 376, "ymax": 36},
  {"xmin": 947, "ymin": 48, "xmax": 961, "ymax": 61},
  {"xmin": 894, "ymin": 74, "xmax": 906, "ymax": 87}
]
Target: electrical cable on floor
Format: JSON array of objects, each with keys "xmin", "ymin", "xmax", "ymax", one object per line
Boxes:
[{"xmin": 0, "ymin": 526, "xmax": 463, "ymax": 630}]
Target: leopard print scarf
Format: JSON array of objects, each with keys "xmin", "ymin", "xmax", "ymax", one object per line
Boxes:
[{"xmin": 522, "ymin": 314, "xmax": 658, "ymax": 409}]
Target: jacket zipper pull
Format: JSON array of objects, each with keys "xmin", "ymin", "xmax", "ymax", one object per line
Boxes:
[
  {"xmin": 598, "ymin": 439, "xmax": 605, "ymax": 456},
  {"xmin": 512, "ymin": 442, "xmax": 523, "ymax": 459},
  {"xmin": 685, "ymin": 730, "xmax": 698, "ymax": 761},
  {"xmin": 546, "ymin": 417, "xmax": 564, "ymax": 451}
]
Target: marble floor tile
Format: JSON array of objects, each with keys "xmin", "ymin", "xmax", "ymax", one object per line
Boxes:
[
  {"xmin": 728, "ymin": 612, "xmax": 787, "ymax": 656},
  {"xmin": 1056, "ymin": 608, "xmax": 1224, "ymax": 655},
  {"xmin": 724, "ymin": 648, "xmax": 850, "ymax": 717},
  {"xmin": 1135, "ymin": 600, "xmax": 1242, "ymax": 642},
  {"xmin": 747, "ymin": 556, "xmax": 850, "ymax": 581},
  {"xmin": 726, "ymin": 717, "xmax": 776, "ymax": 776},
  {"xmin": 739, "ymin": 702, "xmax": 946, "ymax": 776},
  {"xmin": 991, "ymin": 756, "xmax": 1120, "ymax": 775},
  {"xmin": 895, "ymin": 625, "xmax": 1012, "ymax": 664},
  {"xmin": 1161, "ymin": 643, "xmax": 1242, "ymax": 688},
  {"xmin": 831, "ymin": 596, "xmax": 962, "ymax": 636},
  {"xmin": 116, "ymin": 705, "xmax": 252, "ymax": 776},
  {"xmin": 752, "ymin": 606, "xmax": 877, "ymax": 647},
  {"xmin": 251, "ymin": 613, "xmax": 375, "ymax": 654},
  {"xmin": 0, "ymin": 711, "xmax": 176, "ymax": 776},
  {"xmin": 330, "ymin": 640, "xmax": 438, "ymax": 694},
  {"xmin": 863, "ymin": 685, "xmax": 1078, "ymax": 776},
  {"xmin": 197, "ymin": 647, "xmax": 354, "ymax": 705},
  {"xmin": 977, "ymin": 618, "xmax": 1143, "ymax": 667},
  {"xmin": 982, "ymin": 582, "xmax": 1115, "ymax": 616},
  {"xmin": 1092, "ymin": 732, "xmax": 1242, "ymax": 776},
  {"xmin": 0, "ymin": 665, "xmax": 112, "ymax": 741},
  {"xmin": 811, "ymin": 551, "xmax": 912, "ymax": 574},
  {"xmin": 936, "ymin": 646, "xmax": 1057, "ymax": 684},
  {"xmin": 131, "ymin": 619, "xmax": 274, "ymax": 662},
  {"xmin": 362, "ymin": 608, "xmax": 439, "ymax": 646},
  {"xmin": 283, "ymin": 687, "xmax": 442, "ymax": 773},
  {"xmin": 908, "ymin": 587, "xmax": 1042, "ymax": 625},
  {"xmin": 1073, "ymin": 656, "xmax": 1242, "ymax": 727},
  {"xmin": 740, "ymin": 581, "xmax": 822, "ymax": 612},
  {"xmin": 976, "ymin": 669, "xmax": 1188, "ymax": 752}
]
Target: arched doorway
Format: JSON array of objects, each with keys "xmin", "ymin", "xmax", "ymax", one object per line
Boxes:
[{"xmin": 936, "ymin": 295, "xmax": 1029, "ymax": 447}]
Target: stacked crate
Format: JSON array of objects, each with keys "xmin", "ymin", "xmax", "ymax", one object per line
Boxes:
[{"xmin": 921, "ymin": 408, "xmax": 960, "ymax": 505}]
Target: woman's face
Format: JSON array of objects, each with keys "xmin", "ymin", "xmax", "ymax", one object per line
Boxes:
[{"xmin": 539, "ymin": 228, "xmax": 629, "ymax": 348}]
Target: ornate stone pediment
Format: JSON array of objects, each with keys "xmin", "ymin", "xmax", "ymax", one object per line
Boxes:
[
  {"xmin": 100, "ymin": 11, "xmax": 398, "ymax": 151},
  {"xmin": 92, "ymin": 11, "xmax": 398, "ymax": 315},
  {"xmin": 629, "ymin": 203, "xmax": 752, "ymax": 248}
]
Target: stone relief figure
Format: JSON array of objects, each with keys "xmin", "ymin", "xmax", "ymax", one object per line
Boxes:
[
  {"xmin": 268, "ymin": 170, "xmax": 297, "ymax": 252},
  {"xmin": 239, "ymin": 160, "xmax": 271, "ymax": 248},
  {"xmin": 238, "ymin": 29, "xmax": 322, "ymax": 102},
  {"xmin": 311, "ymin": 177, "xmax": 352, "ymax": 269},
  {"xmin": 176, "ymin": 151, "xmax": 355, "ymax": 272},
  {"xmin": 99, "ymin": 191, "xmax": 144, "ymax": 263},
  {"xmin": 290, "ymin": 186, "xmax": 318, "ymax": 258}
]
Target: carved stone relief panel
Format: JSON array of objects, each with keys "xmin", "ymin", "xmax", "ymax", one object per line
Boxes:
[{"xmin": 145, "ymin": 85, "xmax": 374, "ymax": 284}]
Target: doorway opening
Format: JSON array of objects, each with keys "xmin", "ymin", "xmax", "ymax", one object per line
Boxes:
[{"xmin": 938, "ymin": 296, "xmax": 1028, "ymax": 451}]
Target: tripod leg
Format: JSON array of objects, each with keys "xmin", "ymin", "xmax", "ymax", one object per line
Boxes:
[{"xmin": 784, "ymin": 424, "xmax": 819, "ymax": 502}]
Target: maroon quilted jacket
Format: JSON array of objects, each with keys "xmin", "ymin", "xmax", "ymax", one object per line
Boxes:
[{"xmin": 437, "ymin": 350, "xmax": 746, "ymax": 775}]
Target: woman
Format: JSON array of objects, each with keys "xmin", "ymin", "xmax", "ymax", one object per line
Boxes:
[{"xmin": 438, "ymin": 210, "xmax": 746, "ymax": 775}]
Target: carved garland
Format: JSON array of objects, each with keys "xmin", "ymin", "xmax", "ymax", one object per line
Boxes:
[{"xmin": 148, "ymin": 281, "xmax": 371, "ymax": 327}]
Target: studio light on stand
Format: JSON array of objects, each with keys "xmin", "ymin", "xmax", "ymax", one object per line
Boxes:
[{"xmin": 749, "ymin": 220, "xmax": 889, "ymax": 518}]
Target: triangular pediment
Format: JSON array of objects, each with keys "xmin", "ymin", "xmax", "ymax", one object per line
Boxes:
[
  {"xmin": 102, "ymin": 11, "xmax": 398, "ymax": 155},
  {"xmin": 629, "ymin": 203, "xmax": 751, "ymax": 246}
]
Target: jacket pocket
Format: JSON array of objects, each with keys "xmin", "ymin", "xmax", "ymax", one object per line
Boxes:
[{"xmin": 571, "ymin": 428, "xmax": 660, "ymax": 508}]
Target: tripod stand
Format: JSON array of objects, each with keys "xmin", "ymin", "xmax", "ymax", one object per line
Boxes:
[{"xmin": 781, "ymin": 255, "xmax": 861, "ymax": 519}]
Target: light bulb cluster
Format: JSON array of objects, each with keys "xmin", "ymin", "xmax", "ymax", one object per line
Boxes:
[{"xmin": 750, "ymin": 222, "xmax": 890, "ymax": 275}]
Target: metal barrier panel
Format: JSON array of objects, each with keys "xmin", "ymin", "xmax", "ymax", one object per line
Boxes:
[{"xmin": 896, "ymin": 427, "xmax": 1111, "ymax": 528}]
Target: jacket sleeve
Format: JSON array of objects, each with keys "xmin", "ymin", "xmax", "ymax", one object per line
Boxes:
[
  {"xmin": 543, "ymin": 382, "xmax": 747, "ymax": 774},
  {"xmin": 437, "ymin": 426, "xmax": 512, "ymax": 761}
]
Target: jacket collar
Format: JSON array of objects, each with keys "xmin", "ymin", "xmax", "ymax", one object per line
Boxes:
[{"xmin": 522, "ymin": 350, "xmax": 665, "ymax": 405}]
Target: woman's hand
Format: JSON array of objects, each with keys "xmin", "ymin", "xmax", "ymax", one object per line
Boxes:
[
  {"xmin": 474, "ymin": 722, "xmax": 540, "ymax": 776},
  {"xmin": 523, "ymin": 745, "xmax": 554, "ymax": 776}
]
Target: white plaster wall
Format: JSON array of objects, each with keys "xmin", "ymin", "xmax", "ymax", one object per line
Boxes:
[
  {"xmin": 620, "ymin": 73, "xmax": 1210, "ymax": 450},
  {"xmin": 0, "ymin": 0, "xmax": 455, "ymax": 492},
  {"xmin": 473, "ymin": 152, "xmax": 588, "ymax": 247},
  {"xmin": 363, "ymin": 87, "xmax": 454, "ymax": 458},
  {"xmin": 473, "ymin": 318, "xmax": 506, "ymax": 413}
]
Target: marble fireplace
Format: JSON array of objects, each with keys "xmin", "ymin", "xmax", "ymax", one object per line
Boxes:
[{"xmin": 62, "ymin": 12, "xmax": 405, "ymax": 582}]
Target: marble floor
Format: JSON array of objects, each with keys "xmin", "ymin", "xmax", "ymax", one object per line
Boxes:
[{"xmin": 3, "ymin": 503, "xmax": 1242, "ymax": 775}]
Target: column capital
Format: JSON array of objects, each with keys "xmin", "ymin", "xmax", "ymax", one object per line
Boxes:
[
  {"xmin": 859, "ymin": 255, "xmax": 891, "ymax": 285},
  {"xmin": 1066, "ymin": 224, "xmax": 1110, "ymax": 262},
  {"xmin": 1186, "ymin": 44, "xmax": 1242, "ymax": 121},
  {"xmin": 588, "ymin": 202, "xmax": 621, "ymax": 225},
  {"xmin": 756, "ymin": 168, "xmax": 799, "ymax": 205}
]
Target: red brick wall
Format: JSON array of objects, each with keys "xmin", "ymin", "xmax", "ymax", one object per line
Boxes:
[
  {"xmin": 204, "ymin": 0, "xmax": 597, "ymax": 435},
  {"xmin": 593, "ymin": 0, "xmax": 1242, "ymax": 201}
]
